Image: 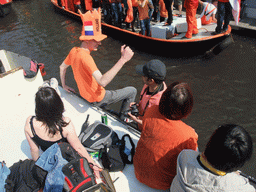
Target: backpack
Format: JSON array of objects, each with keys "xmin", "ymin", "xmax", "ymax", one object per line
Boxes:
[
  {"xmin": 62, "ymin": 157, "xmax": 115, "ymax": 192},
  {"xmin": 100, "ymin": 134, "xmax": 135, "ymax": 172},
  {"xmin": 79, "ymin": 122, "xmax": 114, "ymax": 152},
  {"xmin": 62, "ymin": 157, "xmax": 96, "ymax": 192},
  {"xmin": 58, "ymin": 142, "xmax": 81, "ymax": 162},
  {"xmin": 78, "ymin": 119, "xmax": 135, "ymax": 172},
  {"xmin": 4, "ymin": 159, "xmax": 47, "ymax": 192}
]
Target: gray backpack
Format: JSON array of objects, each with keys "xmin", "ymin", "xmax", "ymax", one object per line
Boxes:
[{"xmin": 78, "ymin": 122, "xmax": 114, "ymax": 152}]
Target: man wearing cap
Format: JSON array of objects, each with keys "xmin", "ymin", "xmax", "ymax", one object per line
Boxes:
[
  {"xmin": 128, "ymin": 59, "xmax": 167, "ymax": 131},
  {"xmin": 60, "ymin": 9, "xmax": 137, "ymax": 116}
]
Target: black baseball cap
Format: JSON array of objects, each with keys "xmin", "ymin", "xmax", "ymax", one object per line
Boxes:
[{"xmin": 136, "ymin": 59, "xmax": 166, "ymax": 81}]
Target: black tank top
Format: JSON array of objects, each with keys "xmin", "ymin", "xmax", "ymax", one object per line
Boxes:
[{"xmin": 30, "ymin": 116, "xmax": 67, "ymax": 151}]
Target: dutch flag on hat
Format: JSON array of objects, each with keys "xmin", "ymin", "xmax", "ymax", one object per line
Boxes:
[{"xmin": 84, "ymin": 21, "xmax": 94, "ymax": 36}]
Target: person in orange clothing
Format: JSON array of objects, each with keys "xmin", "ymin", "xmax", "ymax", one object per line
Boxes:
[
  {"xmin": 74, "ymin": 0, "xmax": 83, "ymax": 12},
  {"xmin": 124, "ymin": 0, "xmax": 134, "ymax": 29},
  {"xmin": 184, "ymin": 0, "xmax": 199, "ymax": 38},
  {"xmin": 60, "ymin": 9, "xmax": 137, "ymax": 118},
  {"xmin": 137, "ymin": 0, "xmax": 154, "ymax": 36},
  {"xmin": 128, "ymin": 59, "xmax": 167, "ymax": 131},
  {"xmin": 133, "ymin": 82, "xmax": 198, "ymax": 190},
  {"xmin": 85, "ymin": 0, "xmax": 93, "ymax": 10},
  {"xmin": 131, "ymin": 0, "xmax": 139, "ymax": 32},
  {"xmin": 199, "ymin": 0, "xmax": 217, "ymax": 25},
  {"xmin": 159, "ymin": 0, "xmax": 168, "ymax": 22}
]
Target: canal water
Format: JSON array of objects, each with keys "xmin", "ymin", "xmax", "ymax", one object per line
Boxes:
[{"xmin": 1, "ymin": 0, "xmax": 256, "ymax": 180}]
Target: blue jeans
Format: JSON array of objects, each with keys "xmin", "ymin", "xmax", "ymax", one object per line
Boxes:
[
  {"xmin": 93, "ymin": 86, "xmax": 137, "ymax": 114},
  {"xmin": 140, "ymin": 18, "xmax": 151, "ymax": 36},
  {"xmin": 111, "ymin": 2, "xmax": 122, "ymax": 27},
  {"xmin": 216, "ymin": 1, "xmax": 232, "ymax": 33},
  {"xmin": 148, "ymin": 0, "xmax": 154, "ymax": 21}
]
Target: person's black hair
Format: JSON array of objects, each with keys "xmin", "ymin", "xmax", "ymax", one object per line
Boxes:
[
  {"xmin": 204, "ymin": 124, "xmax": 253, "ymax": 173},
  {"xmin": 159, "ymin": 82, "xmax": 193, "ymax": 120},
  {"xmin": 146, "ymin": 76, "xmax": 164, "ymax": 85},
  {"xmin": 35, "ymin": 87, "xmax": 69, "ymax": 135}
]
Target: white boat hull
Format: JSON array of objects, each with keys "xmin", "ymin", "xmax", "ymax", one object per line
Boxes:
[{"xmin": 0, "ymin": 50, "xmax": 168, "ymax": 192}]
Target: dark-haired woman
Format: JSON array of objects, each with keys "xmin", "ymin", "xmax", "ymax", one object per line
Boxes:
[{"xmin": 24, "ymin": 87, "xmax": 100, "ymax": 176}]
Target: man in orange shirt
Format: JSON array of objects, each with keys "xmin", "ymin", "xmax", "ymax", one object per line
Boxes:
[
  {"xmin": 133, "ymin": 82, "xmax": 198, "ymax": 190},
  {"xmin": 60, "ymin": 9, "xmax": 137, "ymax": 117}
]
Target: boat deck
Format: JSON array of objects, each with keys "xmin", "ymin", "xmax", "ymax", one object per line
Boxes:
[{"xmin": 0, "ymin": 50, "xmax": 168, "ymax": 192}]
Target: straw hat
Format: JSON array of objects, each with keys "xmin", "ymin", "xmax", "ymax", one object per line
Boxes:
[{"xmin": 79, "ymin": 9, "xmax": 107, "ymax": 42}]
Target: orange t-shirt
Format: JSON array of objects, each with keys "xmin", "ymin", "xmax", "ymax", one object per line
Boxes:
[
  {"xmin": 133, "ymin": 105, "xmax": 198, "ymax": 190},
  {"xmin": 132, "ymin": 0, "xmax": 138, "ymax": 7},
  {"xmin": 64, "ymin": 47, "xmax": 105, "ymax": 103},
  {"xmin": 138, "ymin": 0, "xmax": 150, "ymax": 20}
]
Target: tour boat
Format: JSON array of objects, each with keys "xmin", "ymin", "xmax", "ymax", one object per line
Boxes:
[
  {"xmin": 0, "ymin": 49, "xmax": 169, "ymax": 191},
  {"xmin": 1, "ymin": 49, "xmax": 256, "ymax": 191},
  {"xmin": 50, "ymin": 0, "xmax": 232, "ymax": 57},
  {"xmin": 0, "ymin": 50, "xmax": 256, "ymax": 192}
]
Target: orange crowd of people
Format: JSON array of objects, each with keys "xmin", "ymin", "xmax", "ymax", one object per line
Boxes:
[{"xmin": 56, "ymin": 0, "xmax": 225, "ymax": 38}]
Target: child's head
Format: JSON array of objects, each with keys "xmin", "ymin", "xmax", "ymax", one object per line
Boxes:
[
  {"xmin": 204, "ymin": 124, "xmax": 253, "ymax": 173},
  {"xmin": 159, "ymin": 82, "xmax": 193, "ymax": 120}
]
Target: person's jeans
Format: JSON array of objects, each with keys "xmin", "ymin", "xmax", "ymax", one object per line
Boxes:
[
  {"xmin": 103, "ymin": 2, "xmax": 112, "ymax": 24},
  {"xmin": 163, "ymin": 0, "xmax": 174, "ymax": 24},
  {"xmin": 140, "ymin": 18, "xmax": 151, "ymax": 36},
  {"xmin": 216, "ymin": 1, "xmax": 232, "ymax": 33},
  {"xmin": 148, "ymin": 0, "xmax": 154, "ymax": 21},
  {"xmin": 93, "ymin": 86, "xmax": 137, "ymax": 115},
  {"xmin": 111, "ymin": 2, "xmax": 122, "ymax": 27}
]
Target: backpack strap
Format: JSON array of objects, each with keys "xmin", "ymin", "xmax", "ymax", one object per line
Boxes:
[{"xmin": 120, "ymin": 134, "xmax": 135, "ymax": 164}]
